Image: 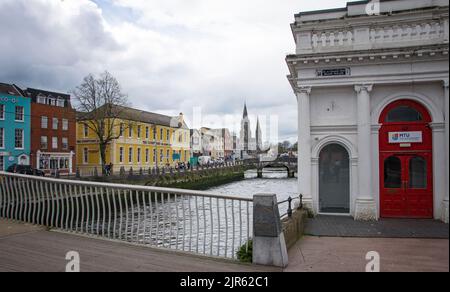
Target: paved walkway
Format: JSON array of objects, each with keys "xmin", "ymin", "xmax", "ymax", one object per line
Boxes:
[
  {"xmin": 286, "ymin": 236, "xmax": 449, "ymax": 272},
  {"xmin": 0, "ymin": 220, "xmax": 280, "ymax": 272},
  {"xmin": 305, "ymin": 216, "xmax": 449, "ymax": 239}
]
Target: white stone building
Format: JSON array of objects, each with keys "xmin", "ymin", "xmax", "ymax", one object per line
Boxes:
[{"xmin": 286, "ymin": 0, "xmax": 449, "ymax": 222}]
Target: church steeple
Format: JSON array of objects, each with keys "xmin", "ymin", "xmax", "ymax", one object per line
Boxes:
[{"xmin": 243, "ymin": 103, "xmax": 248, "ymax": 119}]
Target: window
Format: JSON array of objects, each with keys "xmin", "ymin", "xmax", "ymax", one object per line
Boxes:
[
  {"xmin": 52, "ymin": 118, "xmax": 58, "ymax": 130},
  {"xmin": 40, "ymin": 136, "xmax": 48, "ymax": 149},
  {"xmin": 48, "ymin": 98, "xmax": 56, "ymax": 106},
  {"xmin": 41, "ymin": 116, "xmax": 48, "ymax": 129},
  {"xmin": 384, "ymin": 156, "xmax": 402, "ymax": 189},
  {"xmin": 15, "ymin": 129, "xmax": 24, "ymax": 149},
  {"xmin": 37, "ymin": 96, "xmax": 46, "ymax": 104},
  {"xmin": 15, "ymin": 106, "xmax": 24, "ymax": 121},
  {"xmin": 160, "ymin": 149, "xmax": 164, "ymax": 161},
  {"xmin": 167, "ymin": 130, "xmax": 170, "ymax": 142},
  {"xmin": 137, "ymin": 125, "xmax": 141, "ymax": 139},
  {"xmin": 52, "ymin": 137, "xmax": 58, "ymax": 149},
  {"xmin": 137, "ymin": 148, "xmax": 141, "ymax": 163},
  {"xmin": 62, "ymin": 119, "xmax": 69, "ymax": 131},
  {"xmin": 0, "ymin": 156, "xmax": 4, "ymax": 171},
  {"xmin": 0, "ymin": 104, "xmax": 4, "ymax": 120},
  {"xmin": 160, "ymin": 128, "xmax": 163, "ymax": 141},
  {"xmin": 153, "ymin": 149, "xmax": 157, "ymax": 162},
  {"xmin": 145, "ymin": 127, "xmax": 149, "ymax": 139},
  {"xmin": 119, "ymin": 147, "xmax": 124, "ymax": 163},
  {"xmin": 166, "ymin": 149, "xmax": 170, "ymax": 161},
  {"xmin": 145, "ymin": 149, "xmax": 149, "ymax": 163},
  {"xmin": 129, "ymin": 148, "xmax": 133, "ymax": 163},
  {"xmin": 153, "ymin": 127, "xmax": 157, "ymax": 140},
  {"xmin": 84, "ymin": 124, "xmax": 89, "ymax": 137},
  {"xmin": 119, "ymin": 123, "xmax": 124, "ymax": 137},
  {"xmin": 409, "ymin": 156, "xmax": 427, "ymax": 189},
  {"xmin": 386, "ymin": 106, "xmax": 423, "ymax": 123},
  {"xmin": 83, "ymin": 148, "xmax": 89, "ymax": 164},
  {"xmin": 57, "ymin": 99, "xmax": 65, "ymax": 107},
  {"xmin": 129, "ymin": 125, "xmax": 133, "ymax": 138},
  {"xmin": 62, "ymin": 137, "xmax": 68, "ymax": 150},
  {"xmin": 0, "ymin": 128, "xmax": 3, "ymax": 148}
]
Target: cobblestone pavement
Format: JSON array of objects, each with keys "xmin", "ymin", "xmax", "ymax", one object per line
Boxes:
[{"xmin": 305, "ymin": 216, "xmax": 449, "ymax": 239}]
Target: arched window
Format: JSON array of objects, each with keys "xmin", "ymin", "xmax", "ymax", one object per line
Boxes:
[
  {"xmin": 386, "ymin": 106, "xmax": 423, "ymax": 123},
  {"xmin": 384, "ymin": 156, "xmax": 401, "ymax": 189}
]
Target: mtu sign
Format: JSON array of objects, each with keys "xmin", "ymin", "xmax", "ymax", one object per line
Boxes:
[{"xmin": 389, "ymin": 131, "xmax": 423, "ymax": 144}]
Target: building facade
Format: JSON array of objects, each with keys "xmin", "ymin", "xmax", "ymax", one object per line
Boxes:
[
  {"xmin": 287, "ymin": 0, "xmax": 449, "ymax": 222},
  {"xmin": 0, "ymin": 83, "xmax": 31, "ymax": 171},
  {"xmin": 76, "ymin": 106, "xmax": 191, "ymax": 176},
  {"xmin": 27, "ymin": 88, "xmax": 76, "ymax": 175}
]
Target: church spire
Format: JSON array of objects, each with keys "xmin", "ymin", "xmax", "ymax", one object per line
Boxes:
[{"xmin": 243, "ymin": 103, "xmax": 248, "ymax": 119}]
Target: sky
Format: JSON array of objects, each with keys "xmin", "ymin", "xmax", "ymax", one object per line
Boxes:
[{"xmin": 0, "ymin": 0, "xmax": 351, "ymax": 143}]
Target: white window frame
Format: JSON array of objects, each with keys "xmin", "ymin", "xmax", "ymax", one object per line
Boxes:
[
  {"xmin": 128, "ymin": 148, "xmax": 133, "ymax": 163},
  {"xmin": 37, "ymin": 95, "xmax": 47, "ymax": 105},
  {"xmin": 62, "ymin": 137, "xmax": 68, "ymax": 150},
  {"xmin": 57, "ymin": 99, "xmax": 65, "ymax": 107},
  {"xmin": 15, "ymin": 129, "xmax": 24, "ymax": 149},
  {"xmin": 0, "ymin": 128, "xmax": 4, "ymax": 149},
  {"xmin": 84, "ymin": 124, "xmax": 89, "ymax": 138},
  {"xmin": 62, "ymin": 119, "xmax": 69, "ymax": 131},
  {"xmin": 129, "ymin": 125, "xmax": 133, "ymax": 138},
  {"xmin": 119, "ymin": 147, "xmax": 124, "ymax": 164},
  {"xmin": 41, "ymin": 136, "xmax": 48, "ymax": 149},
  {"xmin": 41, "ymin": 116, "xmax": 48, "ymax": 129},
  {"xmin": 83, "ymin": 148, "xmax": 89, "ymax": 164},
  {"xmin": 15, "ymin": 106, "xmax": 24, "ymax": 122},
  {"xmin": 0, "ymin": 104, "xmax": 4, "ymax": 120},
  {"xmin": 145, "ymin": 149, "xmax": 149, "ymax": 163},
  {"xmin": 137, "ymin": 148, "xmax": 141, "ymax": 163},
  {"xmin": 145, "ymin": 127, "xmax": 149, "ymax": 140},
  {"xmin": 52, "ymin": 137, "xmax": 58, "ymax": 149},
  {"xmin": 137, "ymin": 125, "xmax": 141, "ymax": 139},
  {"xmin": 52, "ymin": 118, "xmax": 58, "ymax": 130}
]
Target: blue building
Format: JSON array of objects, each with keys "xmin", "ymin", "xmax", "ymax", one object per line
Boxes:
[{"xmin": 0, "ymin": 83, "xmax": 31, "ymax": 171}]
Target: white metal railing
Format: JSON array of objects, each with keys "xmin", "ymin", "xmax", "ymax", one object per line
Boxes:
[{"xmin": 0, "ymin": 172, "xmax": 253, "ymax": 259}]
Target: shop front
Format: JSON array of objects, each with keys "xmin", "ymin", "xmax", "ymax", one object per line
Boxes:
[{"xmin": 36, "ymin": 151, "xmax": 74, "ymax": 175}]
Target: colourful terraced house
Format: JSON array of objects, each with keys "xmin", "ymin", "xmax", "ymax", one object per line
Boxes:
[
  {"xmin": 0, "ymin": 83, "xmax": 31, "ymax": 171},
  {"xmin": 76, "ymin": 104, "xmax": 191, "ymax": 176}
]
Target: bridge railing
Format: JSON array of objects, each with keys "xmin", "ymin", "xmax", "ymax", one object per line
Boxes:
[{"xmin": 0, "ymin": 171, "xmax": 252, "ymax": 260}]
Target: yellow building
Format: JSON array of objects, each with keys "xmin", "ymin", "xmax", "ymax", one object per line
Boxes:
[{"xmin": 76, "ymin": 105, "xmax": 191, "ymax": 176}]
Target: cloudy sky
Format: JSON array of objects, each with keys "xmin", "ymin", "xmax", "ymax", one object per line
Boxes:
[{"xmin": 0, "ymin": 0, "xmax": 350, "ymax": 142}]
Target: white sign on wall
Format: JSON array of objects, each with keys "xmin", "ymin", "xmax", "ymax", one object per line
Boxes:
[{"xmin": 389, "ymin": 132, "xmax": 423, "ymax": 144}]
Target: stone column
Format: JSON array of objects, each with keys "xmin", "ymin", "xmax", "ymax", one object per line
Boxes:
[
  {"xmin": 443, "ymin": 80, "xmax": 449, "ymax": 223},
  {"xmin": 354, "ymin": 85, "xmax": 378, "ymax": 221},
  {"xmin": 296, "ymin": 86, "xmax": 313, "ymax": 212}
]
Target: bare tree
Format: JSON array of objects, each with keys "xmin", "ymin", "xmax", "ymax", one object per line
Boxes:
[{"xmin": 73, "ymin": 71, "xmax": 131, "ymax": 175}]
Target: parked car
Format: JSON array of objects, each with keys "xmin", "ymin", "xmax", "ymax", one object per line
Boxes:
[{"xmin": 6, "ymin": 164, "xmax": 45, "ymax": 176}]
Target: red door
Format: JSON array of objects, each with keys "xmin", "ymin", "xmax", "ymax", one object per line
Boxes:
[
  {"xmin": 380, "ymin": 153, "xmax": 433, "ymax": 218},
  {"xmin": 379, "ymin": 100, "xmax": 433, "ymax": 219}
]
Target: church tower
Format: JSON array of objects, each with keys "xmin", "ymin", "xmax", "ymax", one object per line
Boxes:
[
  {"xmin": 256, "ymin": 117, "xmax": 262, "ymax": 151},
  {"xmin": 240, "ymin": 103, "xmax": 251, "ymax": 152}
]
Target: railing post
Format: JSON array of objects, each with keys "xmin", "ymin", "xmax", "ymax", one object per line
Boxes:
[{"xmin": 253, "ymin": 194, "xmax": 288, "ymax": 268}]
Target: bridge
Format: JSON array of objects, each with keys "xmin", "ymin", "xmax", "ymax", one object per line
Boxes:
[
  {"xmin": 245, "ymin": 157, "xmax": 298, "ymax": 178},
  {"xmin": 0, "ymin": 171, "xmax": 303, "ymax": 270}
]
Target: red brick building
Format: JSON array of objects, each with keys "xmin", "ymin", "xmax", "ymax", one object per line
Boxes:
[{"xmin": 27, "ymin": 88, "xmax": 76, "ymax": 175}]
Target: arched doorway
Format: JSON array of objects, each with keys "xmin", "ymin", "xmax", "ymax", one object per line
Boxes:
[
  {"xmin": 379, "ymin": 100, "xmax": 433, "ymax": 218},
  {"xmin": 319, "ymin": 144, "xmax": 350, "ymax": 214}
]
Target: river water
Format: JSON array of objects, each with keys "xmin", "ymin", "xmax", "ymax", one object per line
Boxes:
[{"xmin": 82, "ymin": 168, "xmax": 297, "ymax": 259}]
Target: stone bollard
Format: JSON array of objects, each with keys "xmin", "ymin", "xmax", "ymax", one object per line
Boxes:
[{"xmin": 252, "ymin": 194, "xmax": 288, "ymax": 268}]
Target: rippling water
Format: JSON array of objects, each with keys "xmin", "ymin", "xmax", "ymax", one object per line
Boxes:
[{"xmin": 83, "ymin": 169, "xmax": 297, "ymax": 258}]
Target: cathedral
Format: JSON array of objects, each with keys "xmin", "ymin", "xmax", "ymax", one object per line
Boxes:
[{"xmin": 239, "ymin": 103, "xmax": 262, "ymax": 159}]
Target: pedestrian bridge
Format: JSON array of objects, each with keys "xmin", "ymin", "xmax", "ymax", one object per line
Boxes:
[{"xmin": 0, "ymin": 171, "xmax": 303, "ymax": 268}]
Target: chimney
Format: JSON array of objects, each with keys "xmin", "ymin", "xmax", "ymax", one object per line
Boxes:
[{"xmin": 178, "ymin": 112, "xmax": 184, "ymax": 127}]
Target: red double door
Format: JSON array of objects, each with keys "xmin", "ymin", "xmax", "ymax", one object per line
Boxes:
[
  {"xmin": 379, "ymin": 100, "xmax": 434, "ymax": 219},
  {"xmin": 380, "ymin": 152, "xmax": 433, "ymax": 218}
]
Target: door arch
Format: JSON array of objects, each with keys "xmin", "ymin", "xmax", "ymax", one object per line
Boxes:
[
  {"xmin": 379, "ymin": 99, "xmax": 433, "ymax": 218},
  {"xmin": 319, "ymin": 144, "xmax": 350, "ymax": 214}
]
